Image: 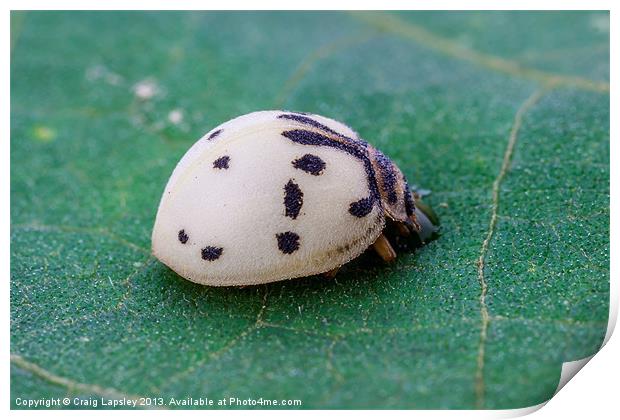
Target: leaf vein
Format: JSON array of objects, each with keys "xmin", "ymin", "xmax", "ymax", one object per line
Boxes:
[
  {"xmin": 350, "ymin": 12, "xmax": 609, "ymax": 94},
  {"xmin": 474, "ymin": 89, "xmax": 546, "ymax": 409},
  {"xmin": 10, "ymin": 354, "xmax": 159, "ymax": 408},
  {"xmin": 274, "ymin": 31, "xmax": 376, "ymax": 108}
]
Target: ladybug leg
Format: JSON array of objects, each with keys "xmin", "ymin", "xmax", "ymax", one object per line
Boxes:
[
  {"xmin": 322, "ymin": 267, "xmax": 340, "ymax": 279},
  {"xmin": 411, "ymin": 201, "xmax": 440, "ymax": 242},
  {"xmin": 372, "ymin": 234, "xmax": 397, "ymax": 262},
  {"xmin": 406, "ymin": 211, "xmax": 422, "ymax": 234},
  {"xmin": 396, "ymin": 222, "xmax": 411, "ymax": 237}
]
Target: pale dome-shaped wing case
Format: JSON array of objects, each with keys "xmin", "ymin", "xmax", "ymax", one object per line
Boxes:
[{"xmin": 152, "ymin": 110, "xmax": 438, "ymax": 286}]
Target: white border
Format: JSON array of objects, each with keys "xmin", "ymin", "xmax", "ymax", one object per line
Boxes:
[{"xmin": 4, "ymin": 1, "xmax": 616, "ymax": 419}]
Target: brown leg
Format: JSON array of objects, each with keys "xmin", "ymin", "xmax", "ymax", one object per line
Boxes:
[
  {"xmin": 396, "ymin": 222, "xmax": 410, "ymax": 237},
  {"xmin": 372, "ymin": 234, "xmax": 397, "ymax": 262},
  {"xmin": 322, "ymin": 267, "xmax": 340, "ymax": 279},
  {"xmin": 408, "ymin": 213, "xmax": 422, "ymax": 233}
]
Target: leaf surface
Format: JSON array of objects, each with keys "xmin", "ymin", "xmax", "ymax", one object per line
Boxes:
[{"xmin": 11, "ymin": 11, "xmax": 609, "ymax": 409}]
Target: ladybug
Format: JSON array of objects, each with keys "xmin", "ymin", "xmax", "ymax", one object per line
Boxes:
[{"xmin": 152, "ymin": 111, "xmax": 438, "ymax": 286}]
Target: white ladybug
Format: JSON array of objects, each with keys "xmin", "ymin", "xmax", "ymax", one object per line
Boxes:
[{"xmin": 152, "ymin": 110, "xmax": 438, "ymax": 286}]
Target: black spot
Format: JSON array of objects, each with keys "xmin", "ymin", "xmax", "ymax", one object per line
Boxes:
[
  {"xmin": 276, "ymin": 231, "xmax": 300, "ymax": 254},
  {"xmin": 283, "ymin": 179, "xmax": 304, "ymax": 219},
  {"xmin": 375, "ymin": 150, "xmax": 398, "ymax": 204},
  {"xmin": 349, "ymin": 197, "xmax": 374, "ymax": 217},
  {"xmin": 201, "ymin": 246, "xmax": 223, "ymax": 261},
  {"xmin": 207, "ymin": 129, "xmax": 222, "ymax": 140},
  {"xmin": 292, "ymin": 154, "xmax": 326, "ymax": 176},
  {"xmin": 178, "ymin": 229, "xmax": 189, "ymax": 244},
  {"xmin": 213, "ymin": 155, "xmax": 230, "ymax": 169},
  {"xmin": 404, "ymin": 181, "xmax": 415, "ymax": 217},
  {"xmin": 278, "ymin": 113, "xmax": 347, "ymax": 138},
  {"xmin": 281, "ymin": 129, "xmax": 379, "ymax": 204}
]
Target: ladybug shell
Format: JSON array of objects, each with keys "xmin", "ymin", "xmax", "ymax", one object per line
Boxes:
[{"xmin": 152, "ymin": 110, "xmax": 389, "ymax": 286}]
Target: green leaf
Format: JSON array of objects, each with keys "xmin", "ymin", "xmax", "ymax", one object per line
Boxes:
[{"xmin": 11, "ymin": 11, "xmax": 609, "ymax": 409}]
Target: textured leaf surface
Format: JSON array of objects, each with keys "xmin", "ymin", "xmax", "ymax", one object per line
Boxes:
[{"xmin": 11, "ymin": 11, "xmax": 609, "ymax": 409}]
